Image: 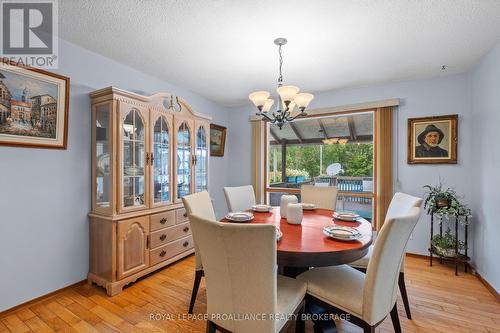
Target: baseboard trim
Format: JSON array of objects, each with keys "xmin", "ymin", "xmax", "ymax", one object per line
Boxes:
[
  {"xmin": 475, "ymin": 271, "xmax": 500, "ymax": 303},
  {"xmin": 0, "ymin": 279, "xmax": 86, "ymax": 318}
]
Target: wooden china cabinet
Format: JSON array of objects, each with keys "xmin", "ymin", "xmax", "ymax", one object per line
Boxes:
[{"xmin": 88, "ymin": 87, "xmax": 210, "ymax": 295}]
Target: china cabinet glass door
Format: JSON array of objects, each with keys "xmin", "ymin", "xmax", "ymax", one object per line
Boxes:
[
  {"xmin": 152, "ymin": 115, "xmax": 171, "ymax": 206},
  {"xmin": 195, "ymin": 125, "xmax": 208, "ymax": 192},
  {"xmin": 94, "ymin": 103, "xmax": 112, "ymax": 213},
  {"xmin": 122, "ymin": 108, "xmax": 147, "ymax": 210},
  {"xmin": 176, "ymin": 121, "xmax": 191, "ymax": 200}
]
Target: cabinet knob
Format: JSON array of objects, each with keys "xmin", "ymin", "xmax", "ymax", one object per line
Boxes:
[
  {"xmin": 183, "ymin": 227, "xmax": 189, "ymax": 233},
  {"xmin": 183, "ymin": 212, "xmax": 188, "ymax": 218},
  {"xmin": 160, "ymin": 250, "xmax": 166, "ymax": 257},
  {"xmin": 160, "ymin": 218, "xmax": 167, "ymax": 224},
  {"xmin": 160, "ymin": 234, "xmax": 166, "ymax": 241},
  {"xmin": 183, "ymin": 241, "xmax": 189, "ymax": 247}
]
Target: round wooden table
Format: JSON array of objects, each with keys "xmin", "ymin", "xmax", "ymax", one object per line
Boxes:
[{"xmin": 224, "ymin": 207, "xmax": 373, "ymax": 269}]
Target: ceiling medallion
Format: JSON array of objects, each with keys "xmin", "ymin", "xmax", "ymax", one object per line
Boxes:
[{"xmin": 249, "ymin": 38, "xmax": 314, "ymax": 129}]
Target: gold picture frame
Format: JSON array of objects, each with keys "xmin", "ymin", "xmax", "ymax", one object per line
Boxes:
[
  {"xmin": 0, "ymin": 58, "xmax": 70, "ymax": 149},
  {"xmin": 210, "ymin": 123, "xmax": 226, "ymax": 157},
  {"xmin": 408, "ymin": 114, "xmax": 457, "ymax": 164}
]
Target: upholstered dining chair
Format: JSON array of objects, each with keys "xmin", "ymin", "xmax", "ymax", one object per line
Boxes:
[
  {"xmin": 297, "ymin": 192, "xmax": 423, "ymax": 333},
  {"xmin": 301, "ymin": 185, "xmax": 338, "ymax": 211},
  {"xmin": 189, "ymin": 214, "xmax": 307, "ymax": 333},
  {"xmin": 349, "ymin": 192, "xmax": 423, "ymax": 319},
  {"xmin": 223, "ymin": 185, "xmax": 256, "ymax": 212},
  {"xmin": 181, "ymin": 191, "xmax": 216, "ymax": 314}
]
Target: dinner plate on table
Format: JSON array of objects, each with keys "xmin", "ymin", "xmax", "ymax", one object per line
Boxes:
[
  {"xmin": 323, "ymin": 225, "xmax": 362, "ymax": 241},
  {"xmin": 301, "ymin": 203, "xmax": 316, "ymax": 210},
  {"xmin": 225, "ymin": 212, "xmax": 254, "ymax": 222},
  {"xmin": 333, "ymin": 211, "xmax": 361, "ymax": 222},
  {"xmin": 276, "ymin": 228, "xmax": 283, "ymax": 242},
  {"xmin": 251, "ymin": 204, "xmax": 272, "ymax": 212}
]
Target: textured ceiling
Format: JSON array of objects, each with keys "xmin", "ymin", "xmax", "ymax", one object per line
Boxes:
[{"xmin": 60, "ymin": 0, "xmax": 500, "ymax": 106}]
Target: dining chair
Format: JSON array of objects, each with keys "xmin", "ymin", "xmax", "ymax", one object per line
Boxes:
[
  {"xmin": 189, "ymin": 213, "xmax": 307, "ymax": 333},
  {"xmin": 181, "ymin": 190, "xmax": 216, "ymax": 314},
  {"xmin": 223, "ymin": 185, "xmax": 256, "ymax": 212},
  {"xmin": 301, "ymin": 184, "xmax": 338, "ymax": 211},
  {"xmin": 349, "ymin": 192, "xmax": 423, "ymax": 319},
  {"xmin": 297, "ymin": 192, "xmax": 423, "ymax": 333}
]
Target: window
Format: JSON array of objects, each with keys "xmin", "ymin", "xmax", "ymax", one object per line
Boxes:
[{"xmin": 265, "ymin": 111, "xmax": 375, "ymax": 222}]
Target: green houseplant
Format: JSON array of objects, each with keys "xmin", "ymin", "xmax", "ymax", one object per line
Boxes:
[
  {"xmin": 431, "ymin": 228, "xmax": 466, "ymax": 257},
  {"xmin": 423, "ymin": 181, "xmax": 472, "ymax": 224}
]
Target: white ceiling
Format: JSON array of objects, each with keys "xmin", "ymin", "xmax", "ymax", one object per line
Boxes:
[{"xmin": 60, "ymin": 0, "xmax": 500, "ymax": 106}]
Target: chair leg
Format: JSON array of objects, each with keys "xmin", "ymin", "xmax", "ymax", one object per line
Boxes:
[
  {"xmin": 189, "ymin": 270, "xmax": 203, "ymax": 314},
  {"xmin": 206, "ymin": 320, "xmax": 216, "ymax": 333},
  {"xmin": 390, "ymin": 303, "xmax": 402, "ymax": 333},
  {"xmin": 398, "ymin": 272, "xmax": 412, "ymax": 319},
  {"xmin": 363, "ymin": 326, "xmax": 375, "ymax": 333}
]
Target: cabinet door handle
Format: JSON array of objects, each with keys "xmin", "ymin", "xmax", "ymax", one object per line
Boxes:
[
  {"xmin": 183, "ymin": 241, "xmax": 189, "ymax": 247},
  {"xmin": 146, "ymin": 153, "xmax": 150, "ymax": 165},
  {"xmin": 146, "ymin": 235, "xmax": 150, "ymax": 249},
  {"xmin": 183, "ymin": 227, "xmax": 189, "ymax": 232},
  {"xmin": 159, "ymin": 250, "xmax": 166, "ymax": 257},
  {"xmin": 160, "ymin": 234, "xmax": 166, "ymax": 241},
  {"xmin": 160, "ymin": 217, "xmax": 167, "ymax": 224},
  {"xmin": 150, "ymin": 152, "xmax": 154, "ymax": 165}
]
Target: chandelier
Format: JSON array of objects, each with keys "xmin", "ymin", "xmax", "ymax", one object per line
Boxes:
[{"xmin": 248, "ymin": 38, "xmax": 314, "ymax": 129}]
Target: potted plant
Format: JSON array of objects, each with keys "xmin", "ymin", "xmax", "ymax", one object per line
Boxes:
[
  {"xmin": 423, "ymin": 181, "xmax": 472, "ymax": 224},
  {"xmin": 431, "ymin": 228, "xmax": 466, "ymax": 257}
]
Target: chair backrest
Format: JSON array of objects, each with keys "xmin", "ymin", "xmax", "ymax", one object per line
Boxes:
[
  {"xmin": 301, "ymin": 184, "xmax": 338, "ymax": 210},
  {"xmin": 189, "ymin": 214, "xmax": 277, "ymax": 333},
  {"xmin": 182, "ymin": 191, "xmax": 216, "ymax": 271},
  {"xmin": 223, "ymin": 185, "xmax": 256, "ymax": 212},
  {"xmin": 362, "ymin": 192, "xmax": 422, "ymax": 325}
]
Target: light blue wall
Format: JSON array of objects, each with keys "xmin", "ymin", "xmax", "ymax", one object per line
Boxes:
[
  {"xmin": 227, "ymin": 73, "xmax": 474, "ymax": 256},
  {"xmin": 0, "ymin": 39, "xmax": 231, "ymax": 311},
  {"xmin": 471, "ymin": 42, "xmax": 500, "ymax": 292}
]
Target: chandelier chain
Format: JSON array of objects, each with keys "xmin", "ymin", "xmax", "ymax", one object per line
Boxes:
[{"xmin": 278, "ymin": 43, "xmax": 283, "ymax": 85}]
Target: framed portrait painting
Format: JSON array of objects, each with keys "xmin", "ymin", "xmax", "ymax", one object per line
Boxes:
[
  {"xmin": 210, "ymin": 123, "xmax": 226, "ymax": 157},
  {"xmin": 408, "ymin": 114, "xmax": 457, "ymax": 164},
  {"xmin": 0, "ymin": 59, "xmax": 70, "ymax": 149}
]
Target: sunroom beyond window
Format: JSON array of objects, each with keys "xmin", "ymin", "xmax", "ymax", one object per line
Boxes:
[{"xmin": 266, "ymin": 112, "xmax": 374, "ymax": 221}]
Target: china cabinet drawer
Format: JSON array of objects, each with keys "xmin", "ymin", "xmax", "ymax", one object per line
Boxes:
[
  {"xmin": 150, "ymin": 235, "xmax": 193, "ymax": 266},
  {"xmin": 150, "ymin": 222, "xmax": 192, "ymax": 249},
  {"xmin": 150, "ymin": 210, "xmax": 176, "ymax": 231},
  {"xmin": 176, "ymin": 208, "xmax": 189, "ymax": 224}
]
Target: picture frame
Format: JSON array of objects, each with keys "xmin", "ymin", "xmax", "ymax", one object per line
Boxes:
[
  {"xmin": 0, "ymin": 58, "xmax": 70, "ymax": 149},
  {"xmin": 210, "ymin": 123, "xmax": 226, "ymax": 157},
  {"xmin": 408, "ymin": 114, "xmax": 457, "ymax": 164}
]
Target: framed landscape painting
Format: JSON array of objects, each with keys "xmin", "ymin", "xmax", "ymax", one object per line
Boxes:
[
  {"xmin": 210, "ymin": 123, "xmax": 226, "ymax": 157},
  {"xmin": 408, "ymin": 114, "xmax": 457, "ymax": 164},
  {"xmin": 0, "ymin": 59, "xmax": 70, "ymax": 149}
]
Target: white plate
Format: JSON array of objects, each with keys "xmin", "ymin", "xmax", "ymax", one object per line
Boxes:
[
  {"xmin": 225, "ymin": 212, "xmax": 254, "ymax": 222},
  {"xmin": 333, "ymin": 211, "xmax": 361, "ymax": 221},
  {"xmin": 323, "ymin": 228, "xmax": 362, "ymax": 241},
  {"xmin": 252, "ymin": 204, "xmax": 272, "ymax": 212},
  {"xmin": 301, "ymin": 203, "xmax": 316, "ymax": 210},
  {"xmin": 324, "ymin": 225, "xmax": 360, "ymax": 239}
]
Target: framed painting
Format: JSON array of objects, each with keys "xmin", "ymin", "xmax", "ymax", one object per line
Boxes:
[
  {"xmin": 408, "ymin": 114, "xmax": 457, "ymax": 164},
  {"xmin": 0, "ymin": 59, "xmax": 70, "ymax": 149},
  {"xmin": 210, "ymin": 123, "xmax": 226, "ymax": 157}
]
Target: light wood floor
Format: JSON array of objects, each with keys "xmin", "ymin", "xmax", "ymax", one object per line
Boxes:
[{"xmin": 1, "ymin": 255, "xmax": 498, "ymax": 333}]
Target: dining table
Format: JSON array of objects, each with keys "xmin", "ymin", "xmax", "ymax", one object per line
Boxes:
[{"xmin": 221, "ymin": 206, "xmax": 373, "ymax": 333}]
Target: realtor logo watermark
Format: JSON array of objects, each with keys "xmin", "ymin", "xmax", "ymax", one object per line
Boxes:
[{"xmin": 0, "ymin": 0, "xmax": 58, "ymax": 68}]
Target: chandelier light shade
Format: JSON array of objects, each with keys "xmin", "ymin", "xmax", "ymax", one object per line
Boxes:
[
  {"xmin": 276, "ymin": 85, "xmax": 300, "ymax": 103},
  {"xmin": 248, "ymin": 38, "xmax": 314, "ymax": 129},
  {"xmin": 262, "ymin": 99, "xmax": 274, "ymax": 112},
  {"xmin": 249, "ymin": 91, "xmax": 270, "ymax": 109}
]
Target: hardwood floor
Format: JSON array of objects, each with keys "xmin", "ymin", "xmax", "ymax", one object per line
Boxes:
[{"xmin": 1, "ymin": 255, "xmax": 498, "ymax": 333}]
